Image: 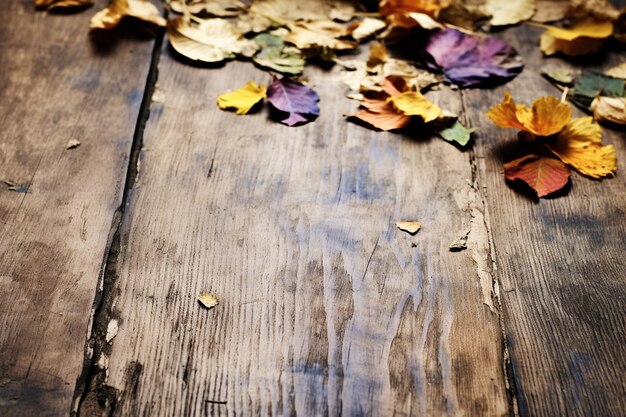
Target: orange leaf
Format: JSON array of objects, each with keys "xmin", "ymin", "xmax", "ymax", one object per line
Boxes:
[
  {"xmin": 504, "ymin": 154, "xmax": 570, "ymax": 197},
  {"xmin": 547, "ymin": 117, "xmax": 617, "ymax": 178},
  {"xmin": 486, "ymin": 92, "xmax": 572, "ymax": 136},
  {"xmin": 351, "ymin": 98, "xmax": 411, "ymax": 131},
  {"xmin": 379, "ymin": 0, "xmax": 450, "ymax": 17}
]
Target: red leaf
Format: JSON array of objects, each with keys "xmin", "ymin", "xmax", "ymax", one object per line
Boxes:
[{"xmin": 503, "ymin": 154, "xmax": 571, "ymax": 197}]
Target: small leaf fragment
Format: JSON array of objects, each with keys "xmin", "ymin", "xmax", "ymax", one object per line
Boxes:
[
  {"xmin": 449, "ymin": 230, "xmax": 469, "ymax": 251},
  {"xmin": 503, "ymin": 154, "xmax": 571, "ymax": 198},
  {"xmin": 217, "ymin": 81, "xmax": 267, "ymax": 115},
  {"xmin": 438, "ymin": 120, "xmax": 475, "ymax": 147},
  {"xmin": 395, "ymin": 221, "xmax": 421, "ymax": 235},
  {"xmin": 198, "ymin": 292, "xmax": 219, "ymax": 309},
  {"xmin": 66, "ymin": 139, "xmax": 81, "ymax": 150}
]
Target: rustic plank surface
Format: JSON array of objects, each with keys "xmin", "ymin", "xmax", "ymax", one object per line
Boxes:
[
  {"xmin": 91, "ymin": 43, "xmax": 511, "ymax": 415},
  {"xmin": 0, "ymin": 1, "xmax": 156, "ymax": 415},
  {"xmin": 464, "ymin": 26, "xmax": 626, "ymax": 417}
]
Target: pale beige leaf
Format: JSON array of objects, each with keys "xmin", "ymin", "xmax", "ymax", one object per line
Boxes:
[
  {"xmin": 348, "ymin": 18, "xmax": 387, "ymax": 41},
  {"xmin": 532, "ymin": 0, "xmax": 569, "ymax": 23},
  {"xmin": 90, "ymin": 0, "xmax": 166, "ymax": 30},
  {"xmin": 591, "ymin": 97, "xmax": 626, "ymax": 125},
  {"xmin": 198, "ymin": 292, "xmax": 219, "ymax": 309},
  {"xmin": 285, "ymin": 21, "xmax": 356, "ymax": 51},
  {"xmin": 487, "ymin": 0, "xmax": 535, "ymax": 26},
  {"xmin": 249, "ymin": 0, "xmax": 354, "ymax": 24},
  {"xmin": 606, "ymin": 63, "xmax": 626, "ymax": 79},
  {"xmin": 168, "ymin": 17, "xmax": 258, "ymax": 63},
  {"xmin": 395, "ymin": 221, "xmax": 421, "ymax": 234},
  {"xmin": 168, "ymin": 0, "xmax": 245, "ymax": 17}
]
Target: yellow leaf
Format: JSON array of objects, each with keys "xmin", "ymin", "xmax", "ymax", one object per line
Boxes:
[
  {"xmin": 486, "ymin": 92, "xmax": 571, "ymax": 136},
  {"xmin": 487, "ymin": 0, "xmax": 535, "ymax": 27},
  {"xmin": 395, "ymin": 221, "xmax": 421, "ymax": 234},
  {"xmin": 547, "ymin": 117, "xmax": 617, "ymax": 178},
  {"xmin": 539, "ymin": 18, "xmax": 613, "ymax": 56},
  {"xmin": 198, "ymin": 292, "xmax": 219, "ymax": 309},
  {"xmin": 217, "ymin": 82, "xmax": 267, "ymax": 115},
  {"xmin": 90, "ymin": 0, "xmax": 165, "ymax": 30},
  {"xmin": 168, "ymin": 17, "xmax": 258, "ymax": 63},
  {"xmin": 389, "ymin": 91, "xmax": 441, "ymax": 122}
]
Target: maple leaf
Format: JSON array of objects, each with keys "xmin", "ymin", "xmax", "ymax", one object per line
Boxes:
[
  {"xmin": 35, "ymin": 0, "xmax": 92, "ymax": 10},
  {"xmin": 90, "ymin": 0, "xmax": 166, "ymax": 30},
  {"xmin": 486, "ymin": 92, "xmax": 571, "ymax": 137},
  {"xmin": 546, "ymin": 117, "xmax": 617, "ymax": 178},
  {"xmin": 217, "ymin": 81, "xmax": 267, "ymax": 115},
  {"xmin": 425, "ymin": 29, "xmax": 524, "ymax": 88},
  {"xmin": 539, "ymin": 19, "xmax": 613, "ymax": 56},
  {"xmin": 486, "ymin": 0, "xmax": 535, "ymax": 27},
  {"xmin": 267, "ymin": 78, "xmax": 320, "ymax": 126},
  {"xmin": 168, "ymin": 17, "xmax": 257, "ymax": 63},
  {"xmin": 389, "ymin": 91, "xmax": 442, "ymax": 122},
  {"xmin": 503, "ymin": 154, "xmax": 571, "ymax": 198}
]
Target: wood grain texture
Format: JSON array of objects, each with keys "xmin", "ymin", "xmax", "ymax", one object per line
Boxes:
[
  {"xmin": 97, "ymin": 46, "xmax": 510, "ymax": 415},
  {"xmin": 464, "ymin": 25, "xmax": 626, "ymax": 417},
  {"xmin": 0, "ymin": 1, "xmax": 155, "ymax": 415}
]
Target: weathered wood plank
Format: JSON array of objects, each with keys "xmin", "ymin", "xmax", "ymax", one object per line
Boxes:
[
  {"xmin": 94, "ymin": 43, "xmax": 510, "ymax": 415},
  {"xmin": 464, "ymin": 25, "xmax": 626, "ymax": 417},
  {"xmin": 0, "ymin": 2, "xmax": 156, "ymax": 415}
]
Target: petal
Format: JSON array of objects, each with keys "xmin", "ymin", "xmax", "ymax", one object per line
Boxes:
[{"xmin": 547, "ymin": 117, "xmax": 617, "ymax": 178}]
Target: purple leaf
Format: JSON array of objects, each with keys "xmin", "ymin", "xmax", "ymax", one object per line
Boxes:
[
  {"xmin": 425, "ymin": 29, "xmax": 524, "ymax": 88},
  {"xmin": 267, "ymin": 77, "xmax": 320, "ymax": 126}
]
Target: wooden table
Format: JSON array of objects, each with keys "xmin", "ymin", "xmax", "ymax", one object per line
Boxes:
[{"xmin": 1, "ymin": 1, "xmax": 625, "ymax": 416}]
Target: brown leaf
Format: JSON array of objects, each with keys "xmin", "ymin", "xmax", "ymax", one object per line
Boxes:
[{"xmin": 503, "ymin": 154, "xmax": 570, "ymax": 197}]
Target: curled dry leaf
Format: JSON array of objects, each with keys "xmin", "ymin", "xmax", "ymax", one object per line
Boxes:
[
  {"xmin": 217, "ymin": 81, "xmax": 267, "ymax": 115},
  {"xmin": 503, "ymin": 154, "xmax": 570, "ymax": 198},
  {"xmin": 539, "ymin": 19, "xmax": 613, "ymax": 56},
  {"xmin": 395, "ymin": 221, "xmax": 421, "ymax": 235},
  {"xmin": 90, "ymin": 0, "xmax": 166, "ymax": 30},
  {"xmin": 425, "ymin": 29, "xmax": 524, "ymax": 88},
  {"xmin": 168, "ymin": 17, "xmax": 258, "ymax": 63},
  {"xmin": 36, "ymin": 0, "xmax": 92, "ymax": 10},
  {"xmin": 591, "ymin": 97, "xmax": 626, "ymax": 125},
  {"xmin": 267, "ymin": 77, "xmax": 320, "ymax": 126},
  {"xmin": 198, "ymin": 292, "xmax": 219, "ymax": 309},
  {"xmin": 486, "ymin": 0, "xmax": 535, "ymax": 27},
  {"xmin": 546, "ymin": 117, "xmax": 617, "ymax": 178}
]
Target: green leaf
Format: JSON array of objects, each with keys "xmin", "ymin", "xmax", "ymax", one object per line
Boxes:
[
  {"xmin": 438, "ymin": 120, "xmax": 476, "ymax": 147},
  {"xmin": 570, "ymin": 72, "xmax": 625, "ymax": 109},
  {"xmin": 253, "ymin": 33, "xmax": 305, "ymax": 75}
]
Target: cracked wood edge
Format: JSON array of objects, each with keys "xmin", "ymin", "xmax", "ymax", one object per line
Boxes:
[
  {"xmin": 465, "ymin": 25, "xmax": 626, "ymax": 417},
  {"xmin": 0, "ymin": 2, "xmax": 156, "ymax": 415},
  {"xmin": 89, "ymin": 45, "xmax": 510, "ymax": 415}
]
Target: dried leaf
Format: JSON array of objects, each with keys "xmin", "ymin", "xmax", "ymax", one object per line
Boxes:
[
  {"xmin": 267, "ymin": 78, "xmax": 320, "ymax": 126},
  {"xmin": 198, "ymin": 292, "xmax": 219, "ymax": 309},
  {"xmin": 425, "ymin": 29, "xmax": 524, "ymax": 88},
  {"xmin": 217, "ymin": 81, "xmax": 267, "ymax": 115},
  {"xmin": 389, "ymin": 91, "xmax": 441, "ymax": 122},
  {"xmin": 503, "ymin": 154, "xmax": 570, "ymax": 197},
  {"xmin": 539, "ymin": 19, "xmax": 613, "ymax": 56},
  {"xmin": 253, "ymin": 33, "xmax": 305, "ymax": 75},
  {"xmin": 438, "ymin": 120, "xmax": 475, "ymax": 147},
  {"xmin": 381, "ymin": 11, "xmax": 443, "ymax": 42},
  {"xmin": 380, "ymin": 0, "xmax": 451, "ymax": 17},
  {"xmin": 606, "ymin": 62, "xmax": 626, "ymax": 79},
  {"xmin": 249, "ymin": 0, "xmax": 355, "ymax": 24},
  {"xmin": 285, "ymin": 21, "xmax": 357, "ymax": 51},
  {"xmin": 350, "ymin": 98, "xmax": 412, "ymax": 131},
  {"xmin": 591, "ymin": 96, "xmax": 626, "ymax": 125},
  {"xmin": 532, "ymin": 0, "xmax": 569, "ymax": 23},
  {"xmin": 486, "ymin": 0, "xmax": 535, "ymax": 27},
  {"xmin": 66, "ymin": 139, "xmax": 81, "ymax": 149},
  {"xmin": 570, "ymin": 72, "xmax": 625, "ymax": 109},
  {"xmin": 167, "ymin": 0, "xmax": 245, "ymax": 17},
  {"xmin": 347, "ymin": 18, "xmax": 387, "ymax": 41},
  {"xmin": 546, "ymin": 117, "xmax": 616, "ymax": 178},
  {"xmin": 395, "ymin": 221, "xmax": 421, "ymax": 234},
  {"xmin": 486, "ymin": 92, "xmax": 571, "ymax": 136},
  {"xmin": 439, "ymin": 0, "xmax": 489, "ymax": 30},
  {"xmin": 168, "ymin": 17, "xmax": 257, "ymax": 63},
  {"xmin": 36, "ymin": 0, "xmax": 92, "ymax": 10},
  {"xmin": 90, "ymin": 0, "xmax": 166, "ymax": 30}
]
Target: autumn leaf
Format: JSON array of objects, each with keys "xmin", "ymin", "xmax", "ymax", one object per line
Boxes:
[
  {"xmin": 253, "ymin": 33, "xmax": 305, "ymax": 75},
  {"xmin": 198, "ymin": 292, "xmax": 219, "ymax": 309},
  {"xmin": 532, "ymin": 0, "xmax": 569, "ymax": 23},
  {"xmin": 438, "ymin": 120, "xmax": 475, "ymax": 147},
  {"xmin": 249, "ymin": 0, "xmax": 355, "ymax": 24},
  {"xmin": 285, "ymin": 21, "xmax": 357, "ymax": 51},
  {"xmin": 438, "ymin": 1, "xmax": 490, "ymax": 30},
  {"xmin": 606, "ymin": 62, "xmax": 626, "ymax": 79},
  {"xmin": 350, "ymin": 98, "xmax": 412, "ymax": 131},
  {"xmin": 570, "ymin": 72, "xmax": 625, "ymax": 109},
  {"xmin": 381, "ymin": 12, "xmax": 442, "ymax": 42},
  {"xmin": 380, "ymin": 0, "xmax": 450, "ymax": 17},
  {"xmin": 167, "ymin": 0, "xmax": 245, "ymax": 17},
  {"xmin": 539, "ymin": 19, "xmax": 613, "ymax": 56},
  {"xmin": 486, "ymin": 92, "xmax": 571, "ymax": 137},
  {"xmin": 486, "ymin": 0, "xmax": 535, "ymax": 27},
  {"xmin": 90, "ymin": 0, "xmax": 166, "ymax": 30},
  {"xmin": 168, "ymin": 17, "xmax": 257, "ymax": 63},
  {"xmin": 217, "ymin": 81, "xmax": 267, "ymax": 115},
  {"xmin": 503, "ymin": 154, "xmax": 570, "ymax": 197},
  {"xmin": 347, "ymin": 18, "xmax": 387, "ymax": 41},
  {"xmin": 389, "ymin": 91, "xmax": 441, "ymax": 122},
  {"xmin": 395, "ymin": 221, "xmax": 421, "ymax": 234},
  {"xmin": 591, "ymin": 97, "xmax": 626, "ymax": 125},
  {"xmin": 267, "ymin": 78, "xmax": 320, "ymax": 126},
  {"xmin": 425, "ymin": 29, "xmax": 524, "ymax": 88},
  {"xmin": 35, "ymin": 0, "xmax": 92, "ymax": 10},
  {"xmin": 546, "ymin": 117, "xmax": 617, "ymax": 178}
]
